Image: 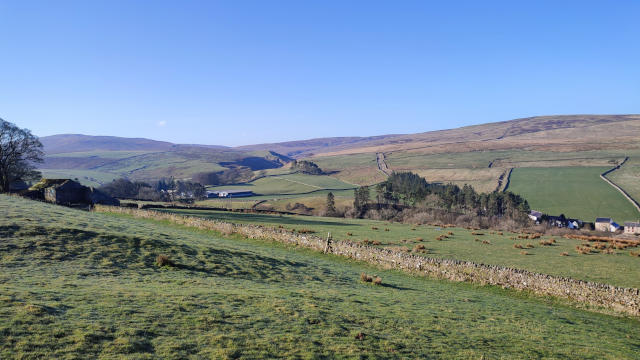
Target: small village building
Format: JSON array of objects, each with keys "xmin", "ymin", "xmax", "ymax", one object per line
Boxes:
[
  {"xmin": 624, "ymin": 222, "xmax": 640, "ymax": 235},
  {"xmin": 546, "ymin": 215, "xmax": 570, "ymax": 228},
  {"xmin": 528, "ymin": 210, "xmax": 543, "ymax": 223},
  {"xmin": 595, "ymin": 217, "xmax": 620, "ymax": 232},
  {"xmin": 595, "ymin": 218, "xmax": 612, "ymax": 232},
  {"xmin": 208, "ymin": 189, "xmax": 254, "ymax": 198},
  {"xmin": 610, "ymin": 222, "xmax": 621, "ymax": 232}
]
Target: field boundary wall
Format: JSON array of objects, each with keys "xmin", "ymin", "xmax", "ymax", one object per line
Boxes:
[{"xmin": 95, "ymin": 205, "xmax": 640, "ymax": 317}]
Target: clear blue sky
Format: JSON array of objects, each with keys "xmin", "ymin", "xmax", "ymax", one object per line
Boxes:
[{"xmin": 0, "ymin": 1, "xmax": 638, "ymax": 146}]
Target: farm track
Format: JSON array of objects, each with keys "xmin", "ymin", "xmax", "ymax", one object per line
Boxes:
[{"xmin": 601, "ymin": 157, "xmax": 640, "ymax": 214}]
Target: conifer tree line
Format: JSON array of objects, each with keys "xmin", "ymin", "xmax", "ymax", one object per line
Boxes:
[{"xmin": 351, "ymin": 172, "xmax": 530, "ymax": 225}]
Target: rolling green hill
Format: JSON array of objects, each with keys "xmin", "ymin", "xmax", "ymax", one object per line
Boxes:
[
  {"xmin": 38, "ymin": 135, "xmax": 291, "ymax": 184},
  {"xmin": 2, "ymin": 195, "xmax": 640, "ymax": 358}
]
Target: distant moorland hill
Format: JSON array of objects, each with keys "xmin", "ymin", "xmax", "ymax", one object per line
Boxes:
[
  {"xmin": 38, "ymin": 135, "xmax": 291, "ymax": 186},
  {"xmin": 41, "ymin": 134, "xmax": 177, "ymax": 154},
  {"xmin": 37, "ymin": 115, "xmax": 640, "ymax": 223},
  {"xmin": 240, "ymin": 114, "xmax": 640, "ymax": 157}
]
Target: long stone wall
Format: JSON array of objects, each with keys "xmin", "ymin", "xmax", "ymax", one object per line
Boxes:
[{"xmin": 94, "ymin": 205, "xmax": 640, "ymax": 317}]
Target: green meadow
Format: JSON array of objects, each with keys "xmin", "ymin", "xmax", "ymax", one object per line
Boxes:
[
  {"xmin": 508, "ymin": 167, "xmax": 640, "ymax": 223},
  {"xmin": 207, "ymin": 173, "xmax": 356, "ymax": 195},
  {"xmin": 159, "ymin": 208, "xmax": 640, "ymax": 289},
  {"xmin": 2, "ymin": 195, "xmax": 640, "ymax": 358}
]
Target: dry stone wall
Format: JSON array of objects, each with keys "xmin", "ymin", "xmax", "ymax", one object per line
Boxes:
[{"xmin": 95, "ymin": 206, "xmax": 640, "ymax": 317}]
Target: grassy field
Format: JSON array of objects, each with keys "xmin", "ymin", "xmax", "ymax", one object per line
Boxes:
[
  {"xmin": 413, "ymin": 168, "xmax": 505, "ymax": 193},
  {"xmin": 195, "ymin": 189, "xmax": 355, "ymax": 212},
  {"xmin": 386, "ymin": 150, "xmax": 627, "ymax": 170},
  {"xmin": 39, "ymin": 169, "xmax": 120, "ymax": 187},
  {"xmin": 311, "ymin": 153, "xmax": 386, "ymax": 185},
  {"xmin": 2, "ymin": 195, "xmax": 640, "ymax": 358},
  {"xmin": 508, "ymin": 167, "xmax": 640, "ymax": 223},
  {"xmin": 200, "ymin": 173, "xmax": 357, "ymax": 213},
  {"xmin": 208, "ymin": 173, "xmax": 356, "ymax": 195},
  {"xmin": 608, "ymin": 156, "xmax": 640, "ymax": 207},
  {"xmin": 159, "ymin": 208, "xmax": 640, "ymax": 289}
]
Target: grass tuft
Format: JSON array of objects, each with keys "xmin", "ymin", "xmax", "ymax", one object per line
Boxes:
[{"xmin": 156, "ymin": 254, "xmax": 174, "ymax": 267}]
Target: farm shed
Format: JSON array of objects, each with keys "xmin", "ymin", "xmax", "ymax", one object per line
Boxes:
[
  {"xmin": 624, "ymin": 222, "xmax": 640, "ymax": 235},
  {"xmin": 208, "ymin": 189, "xmax": 254, "ymax": 198},
  {"xmin": 567, "ymin": 219, "xmax": 582, "ymax": 230},
  {"xmin": 44, "ymin": 180, "xmax": 88, "ymax": 204},
  {"xmin": 31, "ymin": 178, "xmax": 119, "ymax": 206},
  {"xmin": 610, "ymin": 222, "xmax": 621, "ymax": 232}
]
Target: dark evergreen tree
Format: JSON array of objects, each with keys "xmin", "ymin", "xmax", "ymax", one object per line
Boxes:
[
  {"xmin": 326, "ymin": 192, "xmax": 337, "ymax": 216},
  {"xmin": 353, "ymin": 186, "xmax": 370, "ymax": 218}
]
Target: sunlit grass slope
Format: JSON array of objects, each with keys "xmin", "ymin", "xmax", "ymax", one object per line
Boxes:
[
  {"xmin": 161, "ymin": 209, "xmax": 640, "ymax": 289},
  {"xmin": 1, "ymin": 195, "xmax": 640, "ymax": 358}
]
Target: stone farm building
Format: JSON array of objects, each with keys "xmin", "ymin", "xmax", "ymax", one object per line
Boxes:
[
  {"xmin": 33, "ymin": 179, "xmax": 119, "ymax": 206},
  {"xmin": 625, "ymin": 222, "xmax": 640, "ymax": 235},
  {"xmin": 595, "ymin": 217, "xmax": 621, "ymax": 233},
  {"xmin": 44, "ymin": 179, "xmax": 87, "ymax": 204}
]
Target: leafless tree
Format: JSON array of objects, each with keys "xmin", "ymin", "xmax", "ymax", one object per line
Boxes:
[{"xmin": 0, "ymin": 118, "xmax": 44, "ymax": 192}]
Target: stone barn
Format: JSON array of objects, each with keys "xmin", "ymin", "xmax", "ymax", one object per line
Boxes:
[
  {"xmin": 44, "ymin": 180, "xmax": 89, "ymax": 204},
  {"xmin": 32, "ymin": 178, "xmax": 120, "ymax": 206}
]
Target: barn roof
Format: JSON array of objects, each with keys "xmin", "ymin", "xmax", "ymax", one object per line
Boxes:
[
  {"xmin": 595, "ymin": 217, "xmax": 612, "ymax": 223},
  {"xmin": 29, "ymin": 178, "xmax": 70, "ymax": 190},
  {"xmin": 625, "ymin": 222, "xmax": 640, "ymax": 227}
]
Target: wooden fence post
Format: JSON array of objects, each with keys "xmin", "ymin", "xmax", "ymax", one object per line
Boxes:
[{"xmin": 324, "ymin": 232, "xmax": 332, "ymax": 253}]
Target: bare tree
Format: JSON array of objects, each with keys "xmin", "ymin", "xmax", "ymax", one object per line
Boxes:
[{"xmin": 0, "ymin": 118, "xmax": 44, "ymax": 192}]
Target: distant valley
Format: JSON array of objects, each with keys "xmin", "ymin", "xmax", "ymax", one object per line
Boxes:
[{"xmin": 38, "ymin": 114, "xmax": 640, "ymax": 223}]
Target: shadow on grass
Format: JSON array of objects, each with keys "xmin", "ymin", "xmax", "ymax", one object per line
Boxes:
[
  {"xmin": 0, "ymin": 224, "xmax": 22, "ymax": 237},
  {"xmin": 379, "ymin": 283, "xmax": 415, "ymax": 291},
  {"xmin": 6, "ymin": 223, "xmax": 310, "ymax": 281}
]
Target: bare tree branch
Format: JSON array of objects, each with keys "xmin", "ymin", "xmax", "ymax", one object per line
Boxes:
[{"xmin": 0, "ymin": 118, "xmax": 44, "ymax": 192}]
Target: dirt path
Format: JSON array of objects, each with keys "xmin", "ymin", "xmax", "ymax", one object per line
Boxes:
[{"xmin": 376, "ymin": 152, "xmax": 391, "ymax": 176}]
